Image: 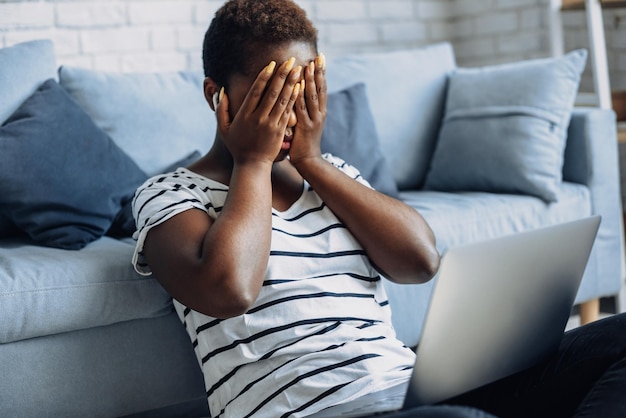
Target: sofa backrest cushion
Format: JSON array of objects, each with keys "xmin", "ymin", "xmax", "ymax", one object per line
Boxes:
[
  {"xmin": 424, "ymin": 49, "xmax": 587, "ymax": 202},
  {"xmin": 0, "ymin": 40, "xmax": 57, "ymax": 125},
  {"xmin": 0, "ymin": 79, "xmax": 147, "ymax": 250},
  {"xmin": 325, "ymin": 43, "xmax": 456, "ymax": 190},
  {"xmin": 0, "ymin": 39, "xmax": 57, "ymax": 238},
  {"xmin": 58, "ymin": 67, "xmax": 215, "ymax": 177}
]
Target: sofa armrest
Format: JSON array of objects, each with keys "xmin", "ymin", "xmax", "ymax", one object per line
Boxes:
[
  {"xmin": 563, "ymin": 107, "xmax": 625, "ymax": 300},
  {"xmin": 562, "ymin": 108, "xmax": 620, "ymax": 220},
  {"xmin": 563, "ymin": 108, "xmax": 617, "ymax": 185}
]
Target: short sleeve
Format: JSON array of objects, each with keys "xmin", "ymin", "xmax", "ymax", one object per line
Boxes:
[{"xmin": 131, "ymin": 171, "xmax": 214, "ymax": 275}]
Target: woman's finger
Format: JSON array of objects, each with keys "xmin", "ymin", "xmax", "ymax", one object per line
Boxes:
[
  {"xmin": 294, "ymin": 78, "xmax": 308, "ymax": 121},
  {"xmin": 279, "ymin": 79, "xmax": 301, "ymax": 127},
  {"xmin": 304, "ymin": 60, "xmax": 318, "ymax": 115},
  {"xmin": 315, "ymin": 53, "xmax": 327, "ymax": 113},
  {"xmin": 237, "ymin": 60, "xmax": 277, "ymax": 116},
  {"xmin": 268, "ymin": 63, "xmax": 302, "ymax": 122},
  {"xmin": 215, "ymin": 87, "xmax": 231, "ymax": 137},
  {"xmin": 257, "ymin": 57, "xmax": 296, "ymax": 116}
]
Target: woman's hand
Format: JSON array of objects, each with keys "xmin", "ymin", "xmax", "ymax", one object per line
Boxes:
[
  {"xmin": 216, "ymin": 58, "xmax": 302, "ymax": 166},
  {"xmin": 290, "ymin": 53, "xmax": 327, "ymax": 167}
]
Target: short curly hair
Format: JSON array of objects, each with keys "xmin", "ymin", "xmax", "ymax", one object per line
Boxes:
[{"xmin": 202, "ymin": 0, "xmax": 318, "ymax": 87}]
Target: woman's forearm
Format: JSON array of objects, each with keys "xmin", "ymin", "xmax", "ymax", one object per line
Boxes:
[
  {"xmin": 199, "ymin": 160, "xmax": 274, "ymax": 311},
  {"xmin": 293, "ymin": 156, "xmax": 440, "ymax": 284}
]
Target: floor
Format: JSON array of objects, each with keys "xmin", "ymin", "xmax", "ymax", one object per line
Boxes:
[
  {"xmin": 565, "ymin": 297, "xmax": 619, "ymax": 331},
  {"xmin": 566, "ymin": 311, "xmax": 614, "ymax": 331}
]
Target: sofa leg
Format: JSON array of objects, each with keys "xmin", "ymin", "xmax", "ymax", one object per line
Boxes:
[{"xmin": 579, "ymin": 298, "xmax": 600, "ymax": 325}]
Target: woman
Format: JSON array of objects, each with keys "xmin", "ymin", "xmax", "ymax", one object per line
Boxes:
[{"xmin": 132, "ymin": 1, "xmax": 626, "ymax": 417}]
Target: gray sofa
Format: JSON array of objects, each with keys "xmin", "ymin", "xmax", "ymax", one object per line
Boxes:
[{"xmin": 0, "ymin": 39, "xmax": 623, "ymax": 418}]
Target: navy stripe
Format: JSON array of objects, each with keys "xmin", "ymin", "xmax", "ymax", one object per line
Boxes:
[
  {"xmin": 281, "ymin": 382, "xmax": 352, "ymax": 418},
  {"xmin": 356, "ymin": 336, "xmax": 387, "ymax": 343},
  {"xmin": 196, "ymin": 318, "xmax": 222, "ymax": 334},
  {"xmin": 207, "ymin": 322, "xmax": 342, "ymax": 401},
  {"xmin": 270, "ymin": 249, "xmax": 367, "ymax": 258},
  {"xmin": 263, "ymin": 271, "xmax": 381, "ymax": 286},
  {"xmin": 275, "ymin": 201, "xmax": 327, "ymax": 222},
  {"xmin": 136, "ymin": 177, "xmax": 225, "ymax": 222},
  {"xmin": 271, "ymin": 222, "xmax": 346, "ymax": 238},
  {"xmin": 193, "ymin": 293, "xmax": 383, "ymax": 342},
  {"xmin": 243, "ymin": 354, "xmax": 381, "ymax": 418},
  {"xmin": 247, "ymin": 292, "xmax": 376, "ymax": 315},
  {"xmin": 136, "ymin": 188, "xmax": 168, "ymax": 217},
  {"xmin": 201, "ymin": 317, "xmax": 381, "ymax": 364},
  {"xmin": 192, "ymin": 284, "xmax": 383, "ymax": 349},
  {"xmin": 139, "ymin": 197, "xmax": 202, "ymax": 229}
]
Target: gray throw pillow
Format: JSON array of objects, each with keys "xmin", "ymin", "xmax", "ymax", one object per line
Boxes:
[
  {"xmin": 424, "ymin": 49, "xmax": 587, "ymax": 202},
  {"xmin": 0, "ymin": 79, "xmax": 147, "ymax": 250},
  {"xmin": 0, "ymin": 39, "xmax": 57, "ymax": 238},
  {"xmin": 322, "ymin": 83, "xmax": 399, "ymax": 198}
]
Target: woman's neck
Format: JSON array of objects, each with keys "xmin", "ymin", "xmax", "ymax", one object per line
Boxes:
[{"xmin": 188, "ymin": 139, "xmax": 304, "ymax": 195}]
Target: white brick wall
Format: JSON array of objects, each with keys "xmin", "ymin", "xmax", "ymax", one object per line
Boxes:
[{"xmin": 0, "ymin": 0, "xmax": 624, "ymax": 93}]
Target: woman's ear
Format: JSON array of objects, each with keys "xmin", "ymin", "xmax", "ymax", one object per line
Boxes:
[{"xmin": 204, "ymin": 77, "xmax": 220, "ymax": 112}]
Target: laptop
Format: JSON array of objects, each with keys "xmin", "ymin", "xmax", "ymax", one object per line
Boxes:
[{"xmin": 308, "ymin": 215, "xmax": 601, "ymax": 417}]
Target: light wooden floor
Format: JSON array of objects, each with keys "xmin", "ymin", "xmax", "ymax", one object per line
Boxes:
[
  {"xmin": 566, "ymin": 311, "xmax": 613, "ymax": 331},
  {"xmin": 565, "ymin": 297, "xmax": 619, "ymax": 331}
]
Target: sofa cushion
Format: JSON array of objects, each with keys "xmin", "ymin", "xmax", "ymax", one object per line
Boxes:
[
  {"xmin": 0, "ymin": 79, "xmax": 147, "ymax": 250},
  {"xmin": 0, "ymin": 39, "xmax": 57, "ymax": 125},
  {"xmin": 58, "ymin": 67, "xmax": 215, "ymax": 177},
  {"xmin": 385, "ymin": 181, "xmax": 592, "ymax": 347},
  {"xmin": 325, "ymin": 43, "xmax": 456, "ymax": 190},
  {"xmin": 0, "ymin": 39, "xmax": 57, "ymax": 237},
  {"xmin": 0, "ymin": 237, "xmax": 173, "ymax": 344},
  {"xmin": 424, "ymin": 50, "xmax": 587, "ymax": 202},
  {"xmin": 322, "ymin": 83, "xmax": 398, "ymax": 197}
]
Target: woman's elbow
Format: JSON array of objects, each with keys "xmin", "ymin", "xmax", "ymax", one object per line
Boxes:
[
  {"xmin": 188, "ymin": 288, "xmax": 255, "ymax": 319},
  {"xmin": 419, "ymin": 246, "xmax": 441, "ymax": 282},
  {"xmin": 416, "ymin": 227, "xmax": 441, "ymax": 282},
  {"xmin": 175, "ymin": 272, "xmax": 262, "ymax": 319},
  {"xmin": 388, "ymin": 244, "xmax": 440, "ymax": 285}
]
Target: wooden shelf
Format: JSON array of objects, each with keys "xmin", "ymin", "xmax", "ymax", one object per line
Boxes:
[{"xmin": 562, "ymin": 0, "xmax": 626, "ymax": 10}]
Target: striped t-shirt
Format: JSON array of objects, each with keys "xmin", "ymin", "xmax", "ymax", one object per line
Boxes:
[{"xmin": 132, "ymin": 154, "xmax": 415, "ymax": 418}]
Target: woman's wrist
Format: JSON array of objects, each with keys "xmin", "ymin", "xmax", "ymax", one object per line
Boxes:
[{"xmin": 290, "ymin": 152, "xmax": 325, "ymax": 179}]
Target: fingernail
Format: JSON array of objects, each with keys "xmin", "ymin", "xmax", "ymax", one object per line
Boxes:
[
  {"xmin": 293, "ymin": 65, "xmax": 302, "ymax": 78},
  {"xmin": 301, "ymin": 79, "xmax": 306, "ymax": 92},
  {"xmin": 286, "ymin": 57, "xmax": 296, "ymax": 71},
  {"xmin": 218, "ymin": 86, "xmax": 225, "ymax": 102},
  {"xmin": 317, "ymin": 53, "xmax": 325, "ymax": 70},
  {"xmin": 308, "ymin": 61, "xmax": 315, "ymax": 74},
  {"xmin": 212, "ymin": 92, "xmax": 219, "ymax": 108},
  {"xmin": 293, "ymin": 82, "xmax": 301, "ymax": 97},
  {"xmin": 266, "ymin": 61, "xmax": 276, "ymax": 74}
]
